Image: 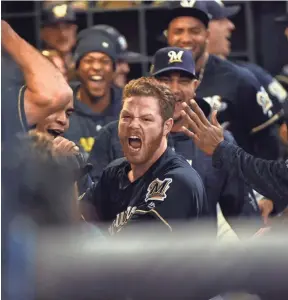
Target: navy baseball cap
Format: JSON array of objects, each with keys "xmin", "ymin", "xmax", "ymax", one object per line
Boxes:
[
  {"xmin": 205, "ymin": 0, "xmax": 241, "ymax": 20},
  {"xmin": 151, "ymin": 47, "xmax": 196, "ymax": 79},
  {"xmin": 41, "ymin": 3, "xmax": 76, "ymax": 27},
  {"xmin": 74, "ymin": 30, "xmax": 118, "ymax": 68},
  {"xmin": 77, "ymin": 25, "xmax": 148, "ymax": 63},
  {"xmin": 165, "ymin": 0, "xmax": 210, "ymax": 28}
]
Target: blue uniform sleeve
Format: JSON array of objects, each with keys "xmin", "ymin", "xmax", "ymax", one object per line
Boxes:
[
  {"xmin": 213, "ymin": 140, "xmax": 288, "ymax": 213},
  {"xmin": 235, "ymin": 69, "xmax": 282, "ymax": 159},
  {"xmin": 218, "ymin": 132, "xmax": 262, "ymax": 235},
  {"xmin": 238, "ymin": 62, "xmax": 287, "ymax": 118},
  {"xmin": 88, "ymin": 125, "xmax": 114, "ymax": 183}
]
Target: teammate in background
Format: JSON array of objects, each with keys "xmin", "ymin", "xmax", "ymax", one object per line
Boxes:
[
  {"xmin": 163, "ymin": 0, "xmax": 282, "ymax": 160},
  {"xmin": 81, "ymin": 77, "xmax": 210, "ymax": 235},
  {"xmin": 206, "ymin": 0, "xmax": 288, "ymax": 153},
  {"xmin": 181, "ymin": 100, "xmax": 288, "ymax": 214},
  {"xmin": 81, "ymin": 25, "xmax": 147, "ymax": 89},
  {"xmin": 204, "ymin": 0, "xmax": 288, "ymax": 222},
  {"xmin": 64, "ymin": 28, "xmax": 122, "ymax": 155},
  {"xmin": 40, "ymin": 2, "xmax": 77, "ymax": 80},
  {"xmin": 88, "ymin": 47, "xmax": 262, "ymax": 236},
  {"xmin": 1, "ymin": 20, "xmax": 72, "ymax": 142}
]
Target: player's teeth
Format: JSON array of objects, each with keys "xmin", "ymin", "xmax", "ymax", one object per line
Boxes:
[{"xmin": 91, "ymin": 75, "xmax": 103, "ymax": 80}]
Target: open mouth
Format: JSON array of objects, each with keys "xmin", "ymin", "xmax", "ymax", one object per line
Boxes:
[
  {"xmin": 128, "ymin": 135, "xmax": 142, "ymax": 152},
  {"xmin": 89, "ymin": 75, "xmax": 104, "ymax": 83},
  {"xmin": 47, "ymin": 129, "xmax": 64, "ymax": 138}
]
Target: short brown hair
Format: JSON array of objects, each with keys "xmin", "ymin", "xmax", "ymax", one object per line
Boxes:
[{"xmin": 122, "ymin": 77, "xmax": 176, "ymax": 121}]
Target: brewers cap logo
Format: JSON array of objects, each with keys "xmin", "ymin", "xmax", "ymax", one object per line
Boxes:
[
  {"xmin": 145, "ymin": 178, "xmax": 172, "ymax": 202},
  {"xmin": 53, "ymin": 4, "xmax": 68, "ymax": 18},
  {"xmin": 180, "ymin": 0, "xmax": 196, "ymax": 8},
  {"xmin": 168, "ymin": 50, "xmax": 184, "ymax": 64}
]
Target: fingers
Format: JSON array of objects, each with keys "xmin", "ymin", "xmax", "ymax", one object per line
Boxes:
[
  {"xmin": 258, "ymin": 199, "xmax": 273, "ymax": 225},
  {"xmin": 53, "ymin": 137, "xmax": 79, "ymax": 154},
  {"xmin": 180, "ymin": 126, "xmax": 200, "ymax": 142},
  {"xmin": 180, "ymin": 109, "xmax": 201, "ymax": 136},
  {"xmin": 211, "ymin": 110, "xmax": 221, "ymax": 128},
  {"xmin": 181, "ymin": 102, "xmax": 206, "ymax": 133},
  {"xmin": 189, "ymin": 99, "xmax": 210, "ymax": 127}
]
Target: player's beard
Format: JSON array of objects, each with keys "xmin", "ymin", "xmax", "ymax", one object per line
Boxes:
[{"xmin": 124, "ymin": 128, "xmax": 164, "ymax": 166}]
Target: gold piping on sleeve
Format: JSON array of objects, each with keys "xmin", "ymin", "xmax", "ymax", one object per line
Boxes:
[{"xmin": 251, "ymin": 110, "xmax": 283, "ymax": 134}]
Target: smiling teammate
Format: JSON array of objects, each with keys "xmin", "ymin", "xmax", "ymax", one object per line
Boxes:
[{"xmin": 64, "ymin": 28, "xmax": 122, "ymax": 155}]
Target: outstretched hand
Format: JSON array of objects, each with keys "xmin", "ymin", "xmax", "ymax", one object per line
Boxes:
[{"xmin": 180, "ymin": 100, "xmax": 224, "ymax": 156}]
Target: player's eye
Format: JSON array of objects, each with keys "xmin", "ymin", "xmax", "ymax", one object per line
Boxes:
[
  {"xmin": 159, "ymin": 78, "xmax": 170, "ymax": 84},
  {"xmin": 179, "ymin": 79, "xmax": 191, "ymax": 85},
  {"xmin": 143, "ymin": 118, "xmax": 153, "ymax": 122}
]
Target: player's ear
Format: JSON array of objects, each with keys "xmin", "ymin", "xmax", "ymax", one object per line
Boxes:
[
  {"xmin": 163, "ymin": 118, "xmax": 173, "ymax": 136},
  {"xmin": 192, "ymin": 79, "xmax": 200, "ymax": 91}
]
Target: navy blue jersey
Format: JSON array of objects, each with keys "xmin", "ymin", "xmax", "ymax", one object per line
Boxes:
[
  {"xmin": 276, "ymin": 65, "xmax": 288, "ymax": 92},
  {"xmin": 88, "ymin": 120, "xmax": 261, "ymax": 233},
  {"xmin": 83, "ymin": 147, "xmax": 210, "ymax": 235},
  {"xmin": 213, "ymin": 141, "xmax": 288, "ymax": 214},
  {"xmin": 235, "ymin": 61, "xmax": 288, "ymax": 119},
  {"xmin": 197, "ymin": 55, "xmax": 280, "ymax": 159},
  {"xmin": 64, "ymin": 82, "xmax": 122, "ymax": 154},
  {"xmin": 1, "ymin": 55, "xmax": 28, "ymax": 142}
]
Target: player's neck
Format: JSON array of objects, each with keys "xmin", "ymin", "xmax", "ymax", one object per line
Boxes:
[
  {"xmin": 78, "ymin": 87, "xmax": 111, "ymax": 113},
  {"xmin": 195, "ymin": 51, "xmax": 209, "ymax": 73},
  {"xmin": 128, "ymin": 142, "xmax": 168, "ymax": 182}
]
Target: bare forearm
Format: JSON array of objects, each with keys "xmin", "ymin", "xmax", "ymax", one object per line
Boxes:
[{"xmin": 2, "ymin": 21, "xmax": 72, "ymax": 113}]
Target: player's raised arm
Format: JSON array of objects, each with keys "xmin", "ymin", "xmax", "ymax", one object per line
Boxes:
[
  {"xmin": 181, "ymin": 100, "xmax": 288, "ymax": 210},
  {"xmin": 1, "ymin": 20, "xmax": 73, "ymax": 126}
]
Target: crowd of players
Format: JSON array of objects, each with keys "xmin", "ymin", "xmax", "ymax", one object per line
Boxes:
[{"xmin": 2, "ymin": 1, "xmax": 288, "ymax": 296}]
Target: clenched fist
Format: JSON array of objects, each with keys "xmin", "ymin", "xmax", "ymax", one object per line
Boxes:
[{"xmin": 52, "ymin": 136, "xmax": 79, "ymax": 156}]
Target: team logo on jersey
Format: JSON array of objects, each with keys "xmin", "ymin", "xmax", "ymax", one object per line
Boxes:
[
  {"xmin": 145, "ymin": 178, "xmax": 172, "ymax": 203},
  {"xmin": 53, "ymin": 4, "xmax": 68, "ymax": 18},
  {"xmin": 268, "ymin": 80, "xmax": 287, "ymax": 103},
  {"xmin": 256, "ymin": 87, "xmax": 273, "ymax": 115},
  {"xmin": 109, "ymin": 206, "xmax": 137, "ymax": 235},
  {"xmin": 203, "ymin": 95, "xmax": 227, "ymax": 112},
  {"xmin": 180, "ymin": 0, "xmax": 196, "ymax": 8},
  {"xmin": 168, "ymin": 50, "xmax": 184, "ymax": 64},
  {"xmin": 79, "ymin": 137, "xmax": 95, "ymax": 153}
]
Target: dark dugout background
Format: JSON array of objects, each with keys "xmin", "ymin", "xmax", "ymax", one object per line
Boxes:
[{"xmin": 2, "ymin": 1, "xmax": 288, "ymax": 80}]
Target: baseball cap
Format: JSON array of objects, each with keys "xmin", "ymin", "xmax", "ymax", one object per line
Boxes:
[
  {"xmin": 165, "ymin": 0, "xmax": 210, "ymax": 28},
  {"xmin": 41, "ymin": 3, "xmax": 76, "ymax": 27},
  {"xmin": 204, "ymin": 0, "xmax": 241, "ymax": 20},
  {"xmin": 151, "ymin": 47, "xmax": 196, "ymax": 78},
  {"xmin": 74, "ymin": 30, "xmax": 118, "ymax": 68},
  {"xmin": 77, "ymin": 25, "xmax": 148, "ymax": 63}
]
